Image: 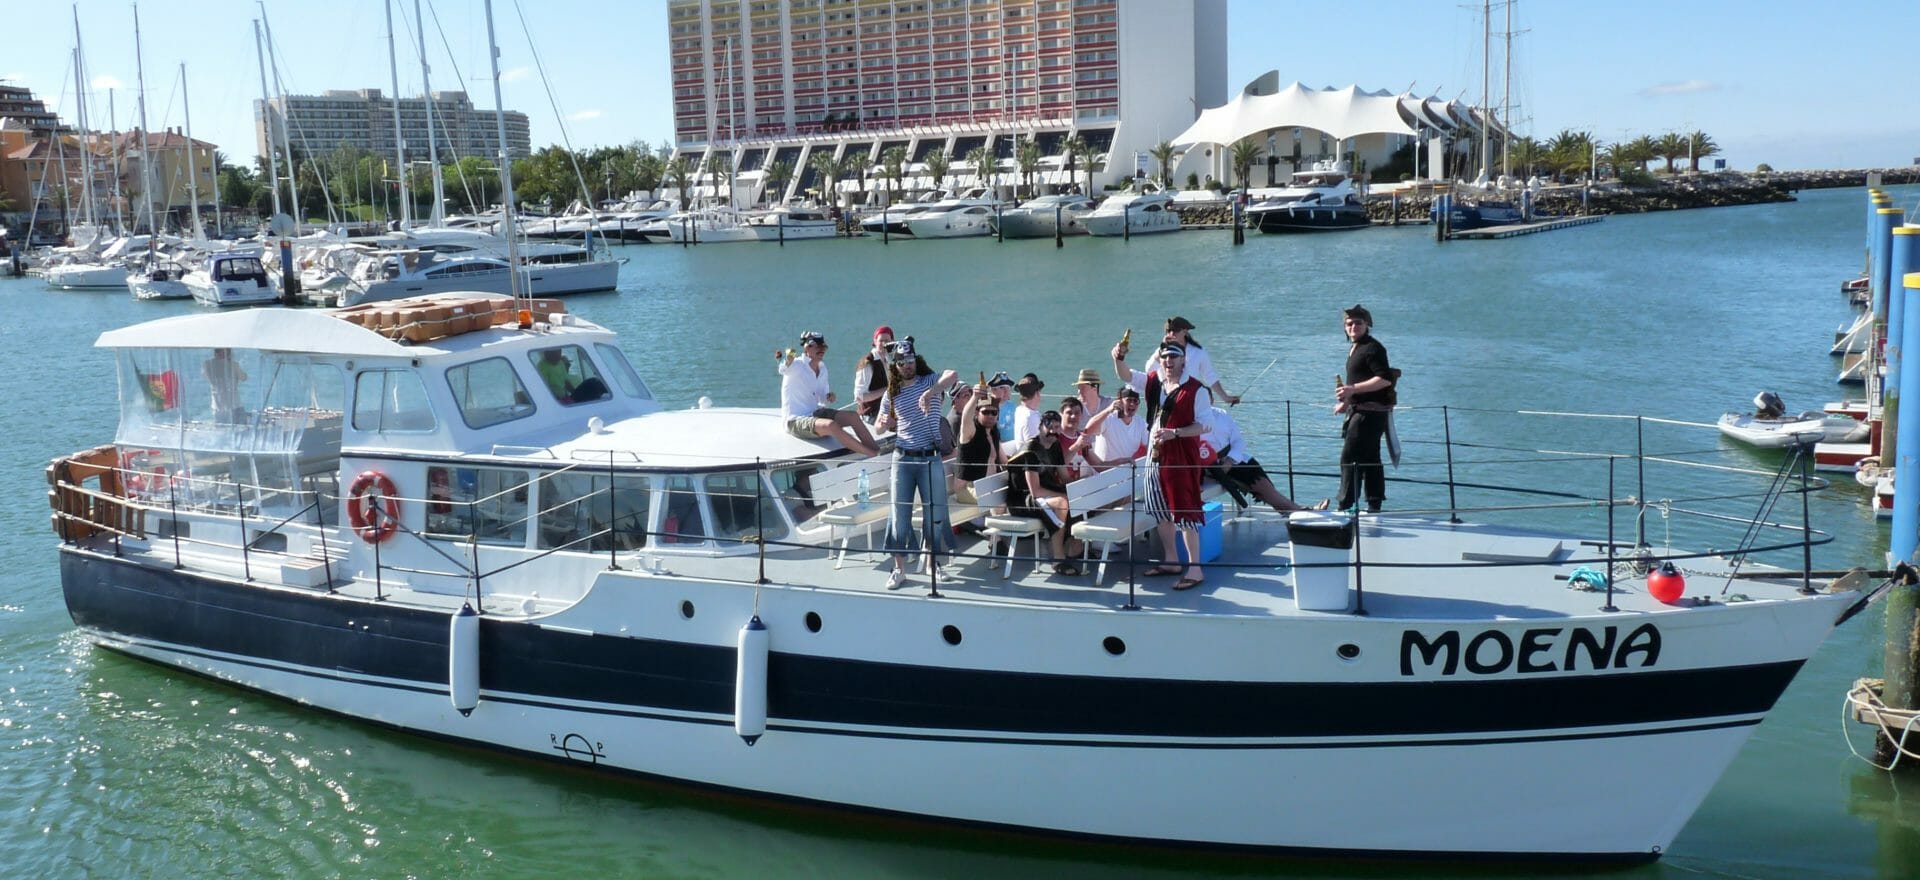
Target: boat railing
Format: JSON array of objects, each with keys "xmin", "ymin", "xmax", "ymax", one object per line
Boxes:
[{"xmin": 50, "ymin": 404, "xmax": 1836, "ymax": 613}]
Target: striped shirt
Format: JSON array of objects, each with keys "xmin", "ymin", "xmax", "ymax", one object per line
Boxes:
[{"xmin": 876, "ymin": 373, "xmax": 944, "ymax": 450}]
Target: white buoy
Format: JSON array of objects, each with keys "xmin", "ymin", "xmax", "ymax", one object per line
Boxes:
[
  {"xmin": 449, "ymin": 603, "xmax": 480, "ymax": 716},
  {"xmin": 734, "ymin": 615, "xmax": 769, "ymax": 745}
]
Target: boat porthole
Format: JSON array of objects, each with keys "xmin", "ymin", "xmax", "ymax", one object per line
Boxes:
[
  {"xmin": 680, "ymin": 600, "xmax": 695, "ymax": 619},
  {"xmin": 805, "ymin": 611, "xmax": 822, "ymax": 633},
  {"xmin": 941, "ymin": 624, "xmax": 962, "ymax": 646},
  {"xmin": 1102, "ymin": 636, "xmax": 1126, "ymax": 656},
  {"xmin": 1336, "ymin": 643, "xmax": 1361, "ymax": 662}
]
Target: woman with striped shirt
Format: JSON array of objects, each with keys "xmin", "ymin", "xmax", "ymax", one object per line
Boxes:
[{"xmin": 874, "ymin": 337, "xmax": 960, "ymax": 589}]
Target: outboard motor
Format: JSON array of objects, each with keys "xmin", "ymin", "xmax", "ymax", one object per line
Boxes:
[{"xmin": 1753, "ymin": 391, "xmax": 1786, "ymax": 420}]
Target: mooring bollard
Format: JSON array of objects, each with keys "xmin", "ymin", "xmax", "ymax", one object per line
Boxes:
[
  {"xmin": 1885, "ymin": 227, "xmax": 1919, "ymax": 468},
  {"xmin": 1874, "ymin": 207, "xmax": 1903, "ymax": 332},
  {"xmin": 1054, "ymin": 203, "xmax": 1064, "ymax": 248},
  {"xmin": 777, "ymin": 212, "xmax": 785, "ymax": 247},
  {"xmin": 1886, "ymin": 268, "xmax": 1920, "ymax": 766},
  {"xmin": 994, "ymin": 203, "xmax": 1003, "ymax": 242}
]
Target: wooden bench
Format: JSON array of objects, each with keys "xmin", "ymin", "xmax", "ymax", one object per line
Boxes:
[{"xmin": 810, "ymin": 457, "xmax": 893, "ymax": 567}]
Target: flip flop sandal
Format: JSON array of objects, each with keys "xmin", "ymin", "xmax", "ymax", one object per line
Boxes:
[
  {"xmin": 1172, "ymin": 577, "xmax": 1204, "ymax": 591},
  {"xmin": 1145, "ymin": 565, "xmax": 1183, "ymax": 576}
]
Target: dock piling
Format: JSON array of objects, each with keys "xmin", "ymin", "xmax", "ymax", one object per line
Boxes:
[{"xmin": 1884, "ymin": 268, "xmax": 1920, "ymax": 767}]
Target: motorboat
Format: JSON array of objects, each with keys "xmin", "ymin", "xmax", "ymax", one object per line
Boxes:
[
  {"xmin": 125, "ymin": 251, "xmax": 196, "ymax": 301},
  {"xmin": 186, "ymin": 251, "xmax": 279, "ymax": 307},
  {"xmin": 992, "ymin": 194, "xmax": 1097, "ymax": 239},
  {"xmin": 47, "ymin": 294, "xmax": 1878, "ymax": 861},
  {"xmin": 1718, "ymin": 392, "xmax": 1869, "ymax": 448},
  {"xmin": 45, "ymin": 235, "xmax": 166, "ymax": 290},
  {"xmin": 337, "ymin": 247, "xmax": 621, "ymax": 306},
  {"xmin": 859, "ymin": 187, "xmax": 997, "ymax": 236},
  {"xmin": 748, "ymin": 202, "xmax": 839, "ymax": 241},
  {"xmin": 664, "ymin": 206, "xmax": 759, "ymax": 244},
  {"xmin": 1246, "ymin": 161, "xmax": 1370, "ymax": 233},
  {"xmin": 1083, "ymin": 187, "xmax": 1182, "ymax": 237},
  {"xmin": 904, "ymin": 204, "xmax": 997, "ymax": 239}
]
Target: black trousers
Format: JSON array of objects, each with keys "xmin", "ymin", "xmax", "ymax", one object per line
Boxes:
[{"xmin": 1337, "ymin": 409, "xmax": 1389, "ymax": 511}]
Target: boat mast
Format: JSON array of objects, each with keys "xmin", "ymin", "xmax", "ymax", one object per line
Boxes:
[
  {"xmin": 259, "ymin": 6, "xmax": 304, "ymax": 233},
  {"xmin": 180, "ymin": 63, "xmax": 205, "ymax": 241},
  {"xmin": 1477, "ymin": 0, "xmax": 1490, "ymax": 185},
  {"xmin": 385, "ymin": 0, "xmax": 412, "ymax": 229},
  {"xmin": 69, "ymin": 11, "xmax": 96, "ymax": 231},
  {"xmin": 1501, "ymin": 0, "xmax": 1512, "ymax": 183},
  {"xmin": 252, "ymin": 20, "xmax": 285, "ymax": 223},
  {"xmin": 416, "ymin": 0, "xmax": 446, "ymax": 227},
  {"xmin": 107, "ymin": 89, "xmax": 124, "ymax": 234},
  {"xmin": 132, "ymin": 1, "xmax": 156, "ymax": 239},
  {"xmin": 482, "ymin": 0, "xmax": 522, "ymax": 304}
]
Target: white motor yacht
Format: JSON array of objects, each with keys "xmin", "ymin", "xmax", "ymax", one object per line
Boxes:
[
  {"xmin": 186, "ymin": 251, "xmax": 279, "ymax": 307},
  {"xmin": 904, "ymin": 204, "xmax": 998, "ymax": 239},
  {"xmin": 993, "ymin": 194, "xmax": 1097, "ymax": 238},
  {"xmin": 1246, "ymin": 161, "xmax": 1371, "ymax": 233},
  {"xmin": 337, "ymin": 247, "xmax": 621, "ymax": 306},
  {"xmin": 858, "ymin": 187, "xmax": 954, "ymax": 235},
  {"xmin": 47, "ymin": 294, "xmax": 1877, "ymax": 862},
  {"xmin": 749, "ymin": 202, "xmax": 839, "ymax": 241},
  {"xmin": 125, "ymin": 250, "xmax": 197, "ymax": 300},
  {"xmin": 665, "ymin": 206, "xmax": 760, "ymax": 244},
  {"xmin": 1083, "ymin": 187, "xmax": 1182, "ymax": 237}
]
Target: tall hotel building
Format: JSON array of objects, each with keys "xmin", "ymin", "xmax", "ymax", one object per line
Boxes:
[{"xmin": 666, "ymin": 0, "xmax": 1226, "ymax": 204}]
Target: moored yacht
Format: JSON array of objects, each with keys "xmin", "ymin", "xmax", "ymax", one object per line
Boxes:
[
  {"xmin": 1247, "ymin": 161, "xmax": 1371, "ymax": 233},
  {"xmin": 993, "ymin": 194, "xmax": 1097, "ymax": 239},
  {"xmin": 186, "ymin": 251, "xmax": 278, "ymax": 307},
  {"xmin": 1083, "ymin": 187, "xmax": 1182, "ymax": 237},
  {"xmin": 337, "ymin": 247, "xmax": 621, "ymax": 306},
  {"xmin": 904, "ymin": 204, "xmax": 997, "ymax": 239},
  {"xmin": 46, "ymin": 292, "xmax": 1877, "ymax": 863}
]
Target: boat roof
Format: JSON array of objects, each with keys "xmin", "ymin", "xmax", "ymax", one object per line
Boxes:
[
  {"xmin": 518, "ymin": 406, "xmax": 851, "ymax": 471},
  {"xmin": 94, "ymin": 307, "xmax": 415, "ymax": 358}
]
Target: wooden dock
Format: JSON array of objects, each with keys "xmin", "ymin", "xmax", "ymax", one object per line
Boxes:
[{"xmin": 1448, "ymin": 215, "xmax": 1605, "ymax": 240}]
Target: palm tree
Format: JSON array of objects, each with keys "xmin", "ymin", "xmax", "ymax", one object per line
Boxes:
[
  {"xmin": 965, "ymin": 145, "xmax": 997, "ymax": 192},
  {"xmin": 704, "ymin": 152, "xmax": 734, "ymax": 206},
  {"xmin": 1625, "ymin": 135, "xmax": 1659, "ymax": 173},
  {"xmin": 1013, "ymin": 135, "xmax": 1040, "ymax": 198},
  {"xmin": 841, "ymin": 153, "xmax": 868, "ymax": 206},
  {"xmin": 880, "ymin": 146, "xmax": 907, "ymax": 204},
  {"xmin": 1655, "ymin": 132, "xmax": 1688, "ymax": 174},
  {"xmin": 925, "ymin": 148, "xmax": 951, "ymax": 189},
  {"xmin": 1149, "ymin": 140, "xmax": 1178, "ymax": 188},
  {"xmin": 1062, "ymin": 135, "xmax": 1095, "ymax": 194},
  {"xmin": 665, "ymin": 156, "xmax": 692, "ymax": 209},
  {"xmin": 1544, "ymin": 129, "xmax": 1595, "ymax": 180},
  {"xmin": 1508, "ymin": 136, "xmax": 1542, "ymax": 178},
  {"xmin": 1228, "ymin": 138, "xmax": 1264, "ymax": 191},
  {"xmin": 808, "ymin": 149, "xmax": 842, "ymax": 211},
  {"xmin": 763, "ymin": 159, "xmax": 793, "ymax": 204},
  {"xmin": 1685, "ymin": 130, "xmax": 1720, "ymax": 173}
]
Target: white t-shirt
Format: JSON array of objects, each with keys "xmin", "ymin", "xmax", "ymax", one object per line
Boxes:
[
  {"xmin": 777, "ymin": 357, "xmax": 832, "ymax": 419},
  {"xmin": 1204, "ymin": 406, "xmax": 1248, "ymax": 463},
  {"xmin": 1093, "ymin": 410, "xmax": 1149, "ymax": 465},
  {"xmin": 1145, "ymin": 343, "xmax": 1219, "ymax": 388},
  {"xmin": 1009, "ymin": 400, "xmax": 1043, "ymax": 450}
]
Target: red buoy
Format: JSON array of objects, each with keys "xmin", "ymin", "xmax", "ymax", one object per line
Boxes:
[{"xmin": 1647, "ymin": 562, "xmax": 1686, "ymax": 604}]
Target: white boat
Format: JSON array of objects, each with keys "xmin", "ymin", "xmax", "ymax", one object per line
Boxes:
[
  {"xmin": 1246, "ymin": 161, "xmax": 1370, "ymax": 233},
  {"xmin": 748, "ymin": 202, "xmax": 839, "ymax": 241},
  {"xmin": 1718, "ymin": 392, "xmax": 1868, "ymax": 448},
  {"xmin": 337, "ymin": 247, "xmax": 621, "ymax": 306},
  {"xmin": 45, "ymin": 235, "xmax": 167, "ymax": 289},
  {"xmin": 665, "ymin": 206, "xmax": 760, "ymax": 243},
  {"xmin": 125, "ymin": 252, "xmax": 196, "ymax": 300},
  {"xmin": 904, "ymin": 204, "xmax": 997, "ymax": 239},
  {"xmin": 993, "ymin": 194, "xmax": 1097, "ymax": 239},
  {"xmin": 186, "ymin": 251, "xmax": 279, "ymax": 307},
  {"xmin": 47, "ymin": 294, "xmax": 1877, "ymax": 862},
  {"xmin": 1084, "ymin": 187, "xmax": 1182, "ymax": 237},
  {"xmin": 860, "ymin": 187, "xmax": 998, "ymax": 236}
]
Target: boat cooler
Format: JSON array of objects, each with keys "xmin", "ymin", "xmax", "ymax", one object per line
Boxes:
[
  {"xmin": 1174, "ymin": 501, "xmax": 1224, "ymax": 564},
  {"xmin": 1287, "ymin": 511, "xmax": 1355, "ymax": 611}
]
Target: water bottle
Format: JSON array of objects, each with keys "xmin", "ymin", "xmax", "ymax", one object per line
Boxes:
[{"xmin": 857, "ymin": 469, "xmax": 870, "ymax": 509}]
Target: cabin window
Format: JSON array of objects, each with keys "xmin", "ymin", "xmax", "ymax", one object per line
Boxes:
[
  {"xmin": 658, "ymin": 475, "xmax": 709, "ymax": 544},
  {"xmin": 537, "ymin": 471, "xmax": 652, "ymax": 551},
  {"xmin": 527, "ymin": 345, "xmax": 611, "ymax": 405},
  {"xmin": 446, "ymin": 357, "xmax": 535, "ymax": 428},
  {"xmin": 771, "ymin": 463, "xmax": 827, "ymax": 526},
  {"xmin": 595, "ymin": 343, "xmax": 653, "ymax": 400},
  {"xmin": 424, "ymin": 466, "xmax": 530, "ymax": 545},
  {"xmin": 353, "ymin": 369, "xmax": 437, "ymax": 432},
  {"xmin": 704, "ymin": 471, "xmax": 791, "ymax": 544}
]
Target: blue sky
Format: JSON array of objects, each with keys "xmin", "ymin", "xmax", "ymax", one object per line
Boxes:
[{"xmin": 5, "ymin": 0, "xmax": 1916, "ymax": 171}]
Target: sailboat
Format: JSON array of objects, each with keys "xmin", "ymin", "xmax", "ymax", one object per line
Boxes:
[{"xmin": 1439, "ymin": 0, "xmax": 1527, "ymax": 231}]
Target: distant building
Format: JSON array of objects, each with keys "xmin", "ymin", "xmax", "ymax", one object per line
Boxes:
[
  {"xmin": 664, "ymin": 0, "xmax": 1227, "ymax": 204},
  {"xmin": 0, "ymin": 83, "xmax": 69, "ymax": 136},
  {"xmin": 111, "ymin": 128, "xmax": 220, "ymax": 218},
  {"xmin": 256, "ymin": 89, "xmax": 531, "ymax": 165}
]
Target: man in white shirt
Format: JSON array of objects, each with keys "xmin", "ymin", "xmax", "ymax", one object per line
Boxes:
[
  {"xmin": 1006, "ymin": 372, "xmax": 1046, "ymax": 454},
  {"xmin": 1076, "ymin": 385, "xmax": 1148, "ymax": 471},
  {"xmin": 1204, "ymin": 405, "xmax": 1316, "ymax": 513},
  {"xmin": 778, "ymin": 331, "xmax": 879, "ymax": 457}
]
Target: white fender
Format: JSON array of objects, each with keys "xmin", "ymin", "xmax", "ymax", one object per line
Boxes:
[
  {"xmin": 734, "ymin": 615, "xmax": 769, "ymax": 745},
  {"xmin": 449, "ymin": 603, "xmax": 480, "ymax": 716}
]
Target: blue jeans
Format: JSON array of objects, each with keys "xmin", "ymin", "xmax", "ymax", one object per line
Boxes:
[{"xmin": 886, "ymin": 453, "xmax": 954, "ymax": 560}]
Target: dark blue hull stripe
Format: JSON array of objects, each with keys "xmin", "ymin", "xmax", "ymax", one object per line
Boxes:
[{"xmin": 63, "ymin": 550, "xmax": 1806, "ymax": 741}]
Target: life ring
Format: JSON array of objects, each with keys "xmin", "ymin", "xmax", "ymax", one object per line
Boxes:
[{"xmin": 347, "ymin": 470, "xmax": 401, "ymax": 543}]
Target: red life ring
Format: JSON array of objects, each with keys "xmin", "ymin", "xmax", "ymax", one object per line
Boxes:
[{"xmin": 346, "ymin": 470, "xmax": 402, "ymax": 543}]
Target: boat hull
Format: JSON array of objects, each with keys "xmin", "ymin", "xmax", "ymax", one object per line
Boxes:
[
  {"xmin": 993, "ymin": 210, "xmax": 1089, "ymax": 238},
  {"xmin": 1717, "ymin": 413, "xmax": 1867, "ymax": 448},
  {"xmin": 45, "ymin": 264, "xmax": 131, "ymax": 289},
  {"xmin": 342, "ymin": 260, "xmax": 621, "ymax": 305},
  {"xmin": 1251, "ymin": 205, "xmax": 1370, "ymax": 233},
  {"xmin": 1083, "ymin": 214, "xmax": 1181, "ymax": 237},
  {"xmin": 59, "ymin": 544, "xmax": 1842, "ymax": 861}
]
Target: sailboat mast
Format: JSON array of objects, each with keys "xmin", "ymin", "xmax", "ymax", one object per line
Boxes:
[
  {"xmin": 1501, "ymin": 0, "xmax": 1512, "ymax": 183},
  {"xmin": 416, "ymin": 0, "xmax": 445, "ymax": 226},
  {"xmin": 69, "ymin": 14, "xmax": 96, "ymax": 229},
  {"xmin": 259, "ymin": 7, "xmax": 304, "ymax": 233},
  {"xmin": 107, "ymin": 89, "xmax": 124, "ymax": 233},
  {"xmin": 481, "ymin": 0, "xmax": 522, "ymax": 303},
  {"xmin": 252, "ymin": 19, "xmax": 284, "ymax": 221},
  {"xmin": 385, "ymin": 0, "xmax": 412, "ymax": 229},
  {"xmin": 1478, "ymin": 0, "xmax": 1490, "ymax": 183},
  {"xmin": 132, "ymin": 1, "xmax": 156, "ymax": 237},
  {"xmin": 181, "ymin": 63, "xmax": 205, "ymax": 241}
]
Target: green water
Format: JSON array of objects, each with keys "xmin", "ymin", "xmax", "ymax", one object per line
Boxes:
[{"xmin": 4, "ymin": 186, "xmax": 1919, "ymax": 878}]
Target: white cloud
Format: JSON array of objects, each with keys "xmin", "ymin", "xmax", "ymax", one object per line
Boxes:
[
  {"xmin": 567, "ymin": 109, "xmax": 603, "ymax": 122},
  {"xmin": 92, "ymin": 74, "xmax": 123, "ymax": 90},
  {"xmin": 500, "ymin": 66, "xmax": 533, "ymax": 83},
  {"xmin": 1639, "ymin": 79, "xmax": 1718, "ymax": 97}
]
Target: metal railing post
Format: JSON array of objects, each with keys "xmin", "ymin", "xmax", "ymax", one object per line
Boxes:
[
  {"xmin": 1351, "ymin": 512, "xmax": 1367, "ymax": 616},
  {"xmin": 1603, "ymin": 456, "xmax": 1619, "ymax": 612},
  {"xmin": 1442, "ymin": 405, "xmax": 1460, "ymax": 523},
  {"xmin": 234, "ymin": 478, "xmax": 251, "ymax": 581},
  {"xmin": 756, "ymin": 458, "xmax": 768, "ymax": 585},
  {"xmin": 468, "ymin": 499, "xmax": 482, "ymax": 613},
  {"xmin": 1799, "ymin": 446, "xmax": 1815, "ymax": 594},
  {"xmin": 168, "ymin": 477, "xmax": 182, "ymax": 569},
  {"xmin": 1124, "ymin": 457, "xmax": 1139, "ymax": 610},
  {"xmin": 606, "ymin": 453, "xmax": 622, "ymax": 571},
  {"xmin": 312, "ymin": 489, "xmax": 335, "ymax": 591},
  {"xmin": 1284, "ymin": 400, "xmax": 1296, "ymax": 500},
  {"xmin": 1634, "ymin": 416, "xmax": 1647, "ymax": 546}
]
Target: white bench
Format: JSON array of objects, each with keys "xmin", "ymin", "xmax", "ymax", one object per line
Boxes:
[
  {"xmin": 811, "ymin": 457, "xmax": 893, "ymax": 567},
  {"xmin": 977, "ymin": 470, "xmax": 1047, "ymax": 578},
  {"xmin": 1069, "ymin": 465, "xmax": 1154, "ymax": 582}
]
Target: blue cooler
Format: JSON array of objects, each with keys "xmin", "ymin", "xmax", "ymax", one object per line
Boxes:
[
  {"xmin": 1175, "ymin": 501, "xmax": 1224, "ymax": 564},
  {"xmin": 1287, "ymin": 511, "xmax": 1355, "ymax": 611}
]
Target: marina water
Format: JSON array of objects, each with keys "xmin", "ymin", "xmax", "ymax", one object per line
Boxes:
[{"xmin": 4, "ymin": 185, "xmax": 1918, "ymax": 877}]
